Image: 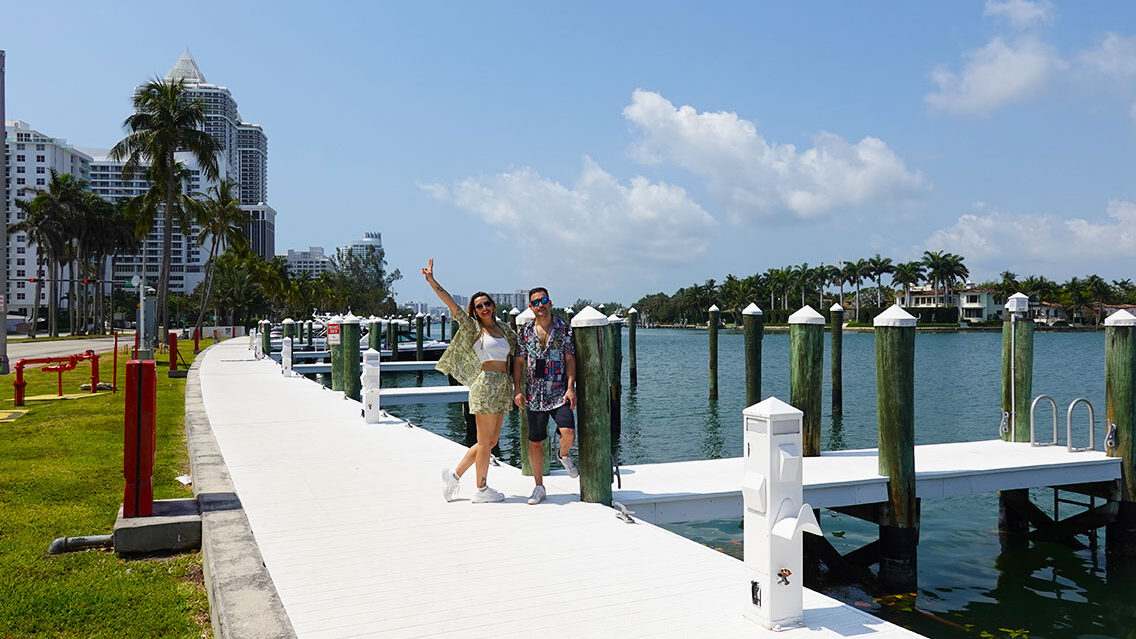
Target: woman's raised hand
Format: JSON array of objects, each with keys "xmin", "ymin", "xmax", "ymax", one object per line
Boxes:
[{"xmin": 422, "ymin": 258, "xmax": 435, "ymax": 283}]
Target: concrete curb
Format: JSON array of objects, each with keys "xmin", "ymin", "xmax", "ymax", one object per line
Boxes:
[{"xmin": 185, "ymin": 347, "xmax": 297, "ymax": 639}]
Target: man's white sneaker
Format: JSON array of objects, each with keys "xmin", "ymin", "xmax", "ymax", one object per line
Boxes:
[
  {"xmin": 559, "ymin": 454, "xmax": 579, "ymax": 478},
  {"xmin": 472, "ymin": 486, "xmax": 505, "ymax": 503},
  {"xmin": 441, "ymin": 469, "xmax": 460, "ymax": 502},
  {"xmin": 527, "ymin": 485, "xmax": 547, "ymax": 505}
]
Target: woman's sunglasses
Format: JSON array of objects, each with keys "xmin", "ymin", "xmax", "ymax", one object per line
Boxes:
[
  {"xmin": 475, "ymin": 301, "xmax": 495, "ymax": 311},
  {"xmin": 529, "ymin": 297, "xmax": 551, "ymax": 307}
]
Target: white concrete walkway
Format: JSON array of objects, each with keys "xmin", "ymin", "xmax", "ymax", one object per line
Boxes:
[{"xmin": 199, "ymin": 339, "xmax": 922, "ymax": 638}]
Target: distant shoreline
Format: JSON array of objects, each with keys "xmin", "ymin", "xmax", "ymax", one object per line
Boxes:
[{"xmin": 650, "ymin": 323, "xmax": 1103, "ymax": 333}]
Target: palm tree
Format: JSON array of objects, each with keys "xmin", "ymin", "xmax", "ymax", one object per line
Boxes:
[
  {"xmin": 191, "ymin": 179, "xmax": 250, "ymax": 338},
  {"xmin": 110, "ymin": 78, "xmax": 221, "ymax": 333},
  {"xmin": 843, "ymin": 259, "xmax": 869, "ymax": 321},
  {"xmin": 1083, "ymin": 274, "xmax": 1111, "ymax": 325},
  {"xmin": 867, "ymin": 254, "xmax": 895, "ymax": 306},
  {"xmin": 891, "ymin": 261, "xmax": 925, "ymax": 307},
  {"xmin": 922, "ymin": 250, "xmax": 949, "ymax": 307},
  {"xmin": 998, "ymin": 271, "xmax": 1018, "ymax": 301}
]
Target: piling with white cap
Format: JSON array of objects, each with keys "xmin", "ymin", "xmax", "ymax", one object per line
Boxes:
[
  {"xmin": 1002, "ymin": 292, "xmax": 1034, "ymax": 442},
  {"xmin": 342, "ymin": 313, "xmax": 362, "ymax": 401},
  {"xmin": 743, "ymin": 304, "xmax": 764, "ymax": 406},
  {"xmin": 607, "ymin": 313, "xmax": 624, "ymax": 438},
  {"xmin": 1106, "ymin": 309, "xmax": 1136, "ymax": 556},
  {"xmin": 328, "ymin": 315, "xmax": 344, "ymax": 391},
  {"xmin": 708, "ymin": 304, "xmax": 720, "ymax": 400},
  {"xmin": 627, "ymin": 307, "xmax": 639, "ymax": 387},
  {"xmin": 874, "ymin": 304, "xmax": 918, "ymax": 593},
  {"xmin": 830, "ymin": 303, "xmax": 844, "ymax": 416},
  {"xmin": 572, "ymin": 306, "xmax": 612, "ymax": 505},
  {"xmin": 788, "ymin": 306, "xmax": 824, "ymax": 456}
]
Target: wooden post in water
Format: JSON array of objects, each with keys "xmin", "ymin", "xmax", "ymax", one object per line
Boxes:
[
  {"xmin": 282, "ymin": 317, "xmax": 295, "ymax": 341},
  {"xmin": 440, "ymin": 313, "xmax": 446, "ymax": 342},
  {"xmin": 743, "ymin": 303, "xmax": 764, "ymax": 406},
  {"xmin": 627, "ymin": 307, "xmax": 638, "ymax": 388},
  {"xmin": 306, "ymin": 321, "xmax": 314, "ymax": 349},
  {"xmin": 367, "ymin": 318, "xmax": 382, "ymax": 351},
  {"xmin": 830, "ymin": 303, "xmax": 844, "ymax": 415},
  {"xmin": 1000, "ymin": 293, "xmax": 1034, "ymax": 442},
  {"xmin": 426, "ymin": 315, "xmax": 431, "ymax": 338},
  {"xmin": 789, "ymin": 306, "xmax": 824, "ymax": 456},
  {"xmin": 1106, "ymin": 309, "xmax": 1136, "ymax": 557},
  {"xmin": 415, "ymin": 313, "xmax": 425, "ymax": 382},
  {"xmin": 328, "ymin": 315, "xmax": 344, "ymax": 391},
  {"xmin": 341, "ymin": 313, "xmax": 361, "ymax": 401},
  {"xmin": 386, "ymin": 318, "xmax": 397, "ymax": 358},
  {"xmin": 874, "ymin": 305, "xmax": 918, "ymax": 594},
  {"xmin": 708, "ymin": 304, "xmax": 720, "ymax": 400},
  {"xmin": 572, "ymin": 306, "xmax": 612, "ymax": 505},
  {"xmin": 607, "ymin": 314, "xmax": 623, "ymax": 438}
]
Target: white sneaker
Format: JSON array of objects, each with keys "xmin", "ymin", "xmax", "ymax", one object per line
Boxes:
[
  {"xmin": 441, "ymin": 469, "xmax": 460, "ymax": 502},
  {"xmin": 527, "ymin": 485, "xmax": 547, "ymax": 505},
  {"xmin": 559, "ymin": 454, "xmax": 579, "ymax": 478},
  {"xmin": 472, "ymin": 486, "xmax": 505, "ymax": 503}
]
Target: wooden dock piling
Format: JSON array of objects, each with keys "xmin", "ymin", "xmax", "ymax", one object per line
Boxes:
[
  {"xmin": 608, "ymin": 314, "xmax": 623, "ymax": 438},
  {"xmin": 415, "ymin": 314, "xmax": 425, "ymax": 381},
  {"xmin": 1106, "ymin": 309, "xmax": 1136, "ymax": 557},
  {"xmin": 874, "ymin": 305, "xmax": 918, "ymax": 593},
  {"xmin": 329, "ymin": 316, "xmax": 344, "ymax": 391},
  {"xmin": 789, "ymin": 306, "xmax": 824, "ymax": 456},
  {"xmin": 573, "ymin": 306, "xmax": 612, "ymax": 505},
  {"xmin": 743, "ymin": 303, "xmax": 763, "ymax": 407},
  {"xmin": 1001, "ymin": 307, "xmax": 1034, "ymax": 442},
  {"xmin": 628, "ymin": 307, "xmax": 638, "ymax": 387},
  {"xmin": 709, "ymin": 305, "xmax": 720, "ymax": 400},
  {"xmin": 342, "ymin": 315, "xmax": 361, "ymax": 401},
  {"xmin": 440, "ymin": 313, "xmax": 446, "ymax": 342},
  {"xmin": 830, "ymin": 303, "xmax": 844, "ymax": 416}
]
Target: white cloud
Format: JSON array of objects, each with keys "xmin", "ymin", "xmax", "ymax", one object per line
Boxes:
[
  {"xmin": 421, "ymin": 157, "xmax": 717, "ymax": 275},
  {"xmin": 984, "ymin": 0, "xmax": 1055, "ymax": 30},
  {"xmin": 925, "ymin": 36, "xmax": 1062, "ymax": 116},
  {"xmin": 622, "ymin": 90, "xmax": 927, "ymax": 220},
  {"xmin": 1077, "ymin": 32, "xmax": 1136, "ymax": 82},
  {"xmin": 925, "ymin": 200, "xmax": 1136, "ymax": 264}
]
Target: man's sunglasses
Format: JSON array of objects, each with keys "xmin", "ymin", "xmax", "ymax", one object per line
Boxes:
[
  {"xmin": 529, "ymin": 297, "xmax": 551, "ymax": 307},
  {"xmin": 475, "ymin": 301, "xmax": 495, "ymax": 310}
]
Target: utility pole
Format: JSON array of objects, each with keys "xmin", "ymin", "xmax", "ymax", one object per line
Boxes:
[{"xmin": 1, "ymin": 50, "xmax": 10, "ymax": 375}]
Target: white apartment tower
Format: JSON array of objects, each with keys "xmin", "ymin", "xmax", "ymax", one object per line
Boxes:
[
  {"xmin": 107, "ymin": 49, "xmax": 276, "ymax": 296},
  {"xmin": 3, "ymin": 120, "xmax": 93, "ymax": 317}
]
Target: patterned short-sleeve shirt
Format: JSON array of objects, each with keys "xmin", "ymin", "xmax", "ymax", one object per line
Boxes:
[{"xmin": 515, "ymin": 316, "xmax": 574, "ymax": 412}]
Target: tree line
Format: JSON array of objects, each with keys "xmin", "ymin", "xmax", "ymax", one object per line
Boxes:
[{"xmin": 627, "ymin": 252, "xmax": 1136, "ymax": 326}]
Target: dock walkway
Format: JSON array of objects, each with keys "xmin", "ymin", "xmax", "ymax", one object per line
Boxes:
[
  {"xmin": 616, "ymin": 442, "xmax": 1121, "ymax": 524},
  {"xmin": 197, "ymin": 339, "xmax": 921, "ymax": 638}
]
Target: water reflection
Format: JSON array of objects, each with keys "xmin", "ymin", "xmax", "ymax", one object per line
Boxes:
[
  {"xmin": 701, "ymin": 399, "xmax": 725, "ymax": 459},
  {"xmin": 828, "ymin": 413, "xmax": 846, "ymax": 450},
  {"xmin": 618, "ymin": 386, "xmax": 641, "ymax": 465}
]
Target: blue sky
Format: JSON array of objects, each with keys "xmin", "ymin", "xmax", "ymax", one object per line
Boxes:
[{"xmin": 4, "ymin": 1, "xmax": 1136, "ymax": 307}]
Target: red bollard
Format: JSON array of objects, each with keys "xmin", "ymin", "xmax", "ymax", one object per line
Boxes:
[
  {"xmin": 168, "ymin": 333, "xmax": 186, "ymax": 378},
  {"xmin": 123, "ymin": 360, "xmax": 157, "ymax": 517},
  {"xmin": 90, "ymin": 350, "xmax": 99, "ymax": 393},
  {"xmin": 134, "ymin": 331, "xmax": 139, "ymax": 358},
  {"xmin": 194, "ymin": 328, "xmax": 200, "ymax": 353},
  {"xmin": 113, "ymin": 331, "xmax": 119, "ymax": 393}
]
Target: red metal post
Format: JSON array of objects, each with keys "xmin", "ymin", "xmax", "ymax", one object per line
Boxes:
[
  {"xmin": 123, "ymin": 359, "xmax": 156, "ymax": 517},
  {"xmin": 168, "ymin": 333, "xmax": 178, "ymax": 372},
  {"xmin": 194, "ymin": 328, "xmax": 200, "ymax": 352},
  {"xmin": 89, "ymin": 349, "xmax": 99, "ymax": 393},
  {"xmin": 133, "ymin": 331, "xmax": 139, "ymax": 358},
  {"xmin": 13, "ymin": 360, "xmax": 26, "ymax": 406}
]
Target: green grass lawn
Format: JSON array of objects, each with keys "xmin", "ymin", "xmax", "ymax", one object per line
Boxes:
[{"xmin": 0, "ymin": 338, "xmax": 215, "ymax": 638}]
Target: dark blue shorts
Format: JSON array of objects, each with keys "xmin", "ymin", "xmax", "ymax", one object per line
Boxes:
[{"xmin": 527, "ymin": 403, "xmax": 575, "ymax": 442}]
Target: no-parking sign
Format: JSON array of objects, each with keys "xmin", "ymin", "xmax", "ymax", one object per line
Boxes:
[{"xmin": 327, "ymin": 323, "xmax": 341, "ymax": 345}]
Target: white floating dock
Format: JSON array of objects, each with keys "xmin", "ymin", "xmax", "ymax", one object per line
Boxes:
[
  {"xmin": 199, "ymin": 339, "xmax": 923, "ymax": 638},
  {"xmin": 292, "ymin": 361, "xmax": 442, "ymax": 375},
  {"xmin": 616, "ymin": 442, "xmax": 1121, "ymax": 524}
]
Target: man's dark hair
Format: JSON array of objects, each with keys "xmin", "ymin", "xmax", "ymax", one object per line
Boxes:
[{"xmin": 528, "ymin": 287, "xmax": 549, "ymax": 300}]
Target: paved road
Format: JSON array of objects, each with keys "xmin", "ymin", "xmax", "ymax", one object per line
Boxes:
[{"xmin": 5, "ymin": 336, "xmax": 121, "ymax": 360}]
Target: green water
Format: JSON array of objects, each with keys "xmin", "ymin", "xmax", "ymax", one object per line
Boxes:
[{"xmin": 387, "ymin": 327, "xmax": 1136, "ymax": 639}]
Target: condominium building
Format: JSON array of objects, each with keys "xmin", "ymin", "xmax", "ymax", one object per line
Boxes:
[
  {"xmin": 3, "ymin": 120, "xmax": 93, "ymax": 317},
  {"xmin": 339, "ymin": 232, "xmax": 383, "ymax": 259},
  {"xmin": 281, "ymin": 247, "xmax": 333, "ymax": 277}
]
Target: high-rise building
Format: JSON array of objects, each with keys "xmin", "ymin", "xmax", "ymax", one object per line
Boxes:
[
  {"xmin": 3, "ymin": 120, "xmax": 93, "ymax": 317},
  {"xmin": 108, "ymin": 49, "xmax": 277, "ymax": 296},
  {"xmin": 339, "ymin": 232, "xmax": 383, "ymax": 258},
  {"xmin": 280, "ymin": 247, "xmax": 333, "ymax": 277}
]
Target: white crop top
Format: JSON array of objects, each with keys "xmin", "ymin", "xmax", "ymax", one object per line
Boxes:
[{"xmin": 474, "ymin": 332, "xmax": 511, "ymax": 363}]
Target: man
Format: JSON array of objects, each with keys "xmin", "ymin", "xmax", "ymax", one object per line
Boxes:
[{"xmin": 513, "ymin": 287, "xmax": 578, "ymax": 505}]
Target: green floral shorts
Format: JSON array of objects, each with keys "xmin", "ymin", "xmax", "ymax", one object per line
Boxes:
[{"xmin": 469, "ymin": 370, "xmax": 513, "ymax": 415}]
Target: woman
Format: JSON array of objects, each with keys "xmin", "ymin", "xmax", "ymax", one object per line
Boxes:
[{"xmin": 424, "ymin": 259, "xmax": 517, "ymax": 503}]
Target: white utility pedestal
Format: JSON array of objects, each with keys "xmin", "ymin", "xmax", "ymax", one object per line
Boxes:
[
  {"xmin": 282, "ymin": 337, "xmax": 294, "ymax": 377},
  {"xmin": 741, "ymin": 397, "xmax": 822, "ymax": 630},
  {"xmin": 361, "ymin": 348, "xmax": 382, "ymax": 424}
]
